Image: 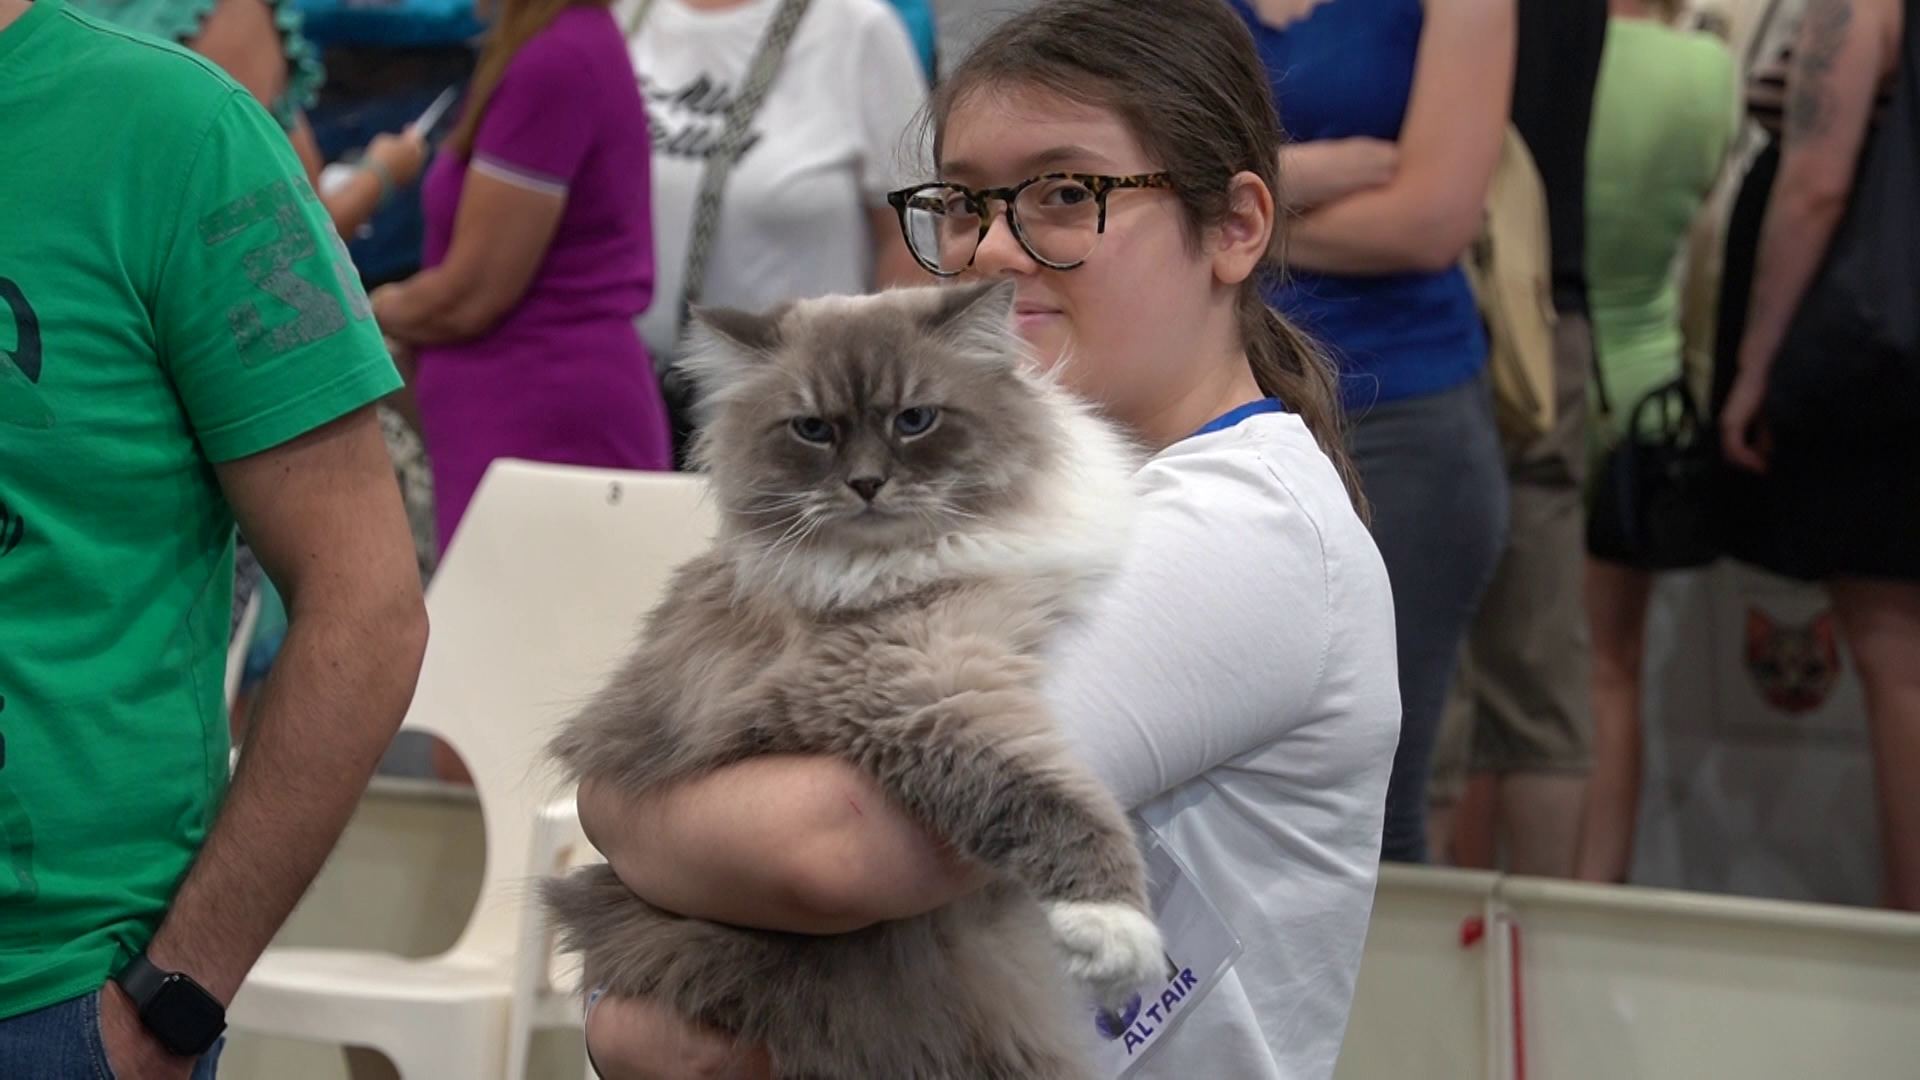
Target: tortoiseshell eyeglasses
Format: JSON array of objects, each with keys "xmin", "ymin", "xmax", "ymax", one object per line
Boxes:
[{"xmin": 885, "ymin": 172, "xmax": 1175, "ymax": 276}]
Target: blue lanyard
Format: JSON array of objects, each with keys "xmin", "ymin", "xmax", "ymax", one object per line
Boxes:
[{"xmin": 1189, "ymin": 397, "xmax": 1285, "ymax": 440}]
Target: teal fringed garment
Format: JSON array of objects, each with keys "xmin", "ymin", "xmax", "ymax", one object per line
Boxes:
[{"xmin": 68, "ymin": 0, "xmax": 323, "ymax": 129}]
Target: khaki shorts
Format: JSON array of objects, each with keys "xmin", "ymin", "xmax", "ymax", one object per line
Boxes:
[{"xmin": 1431, "ymin": 314, "xmax": 1598, "ymax": 801}]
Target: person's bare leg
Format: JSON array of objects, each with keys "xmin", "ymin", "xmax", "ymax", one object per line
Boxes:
[
  {"xmin": 1462, "ymin": 312, "xmax": 1597, "ymax": 878},
  {"xmin": 1450, "ymin": 773, "xmax": 1501, "ymax": 869},
  {"xmin": 1427, "ymin": 798, "xmax": 1459, "ymax": 865},
  {"xmin": 1829, "ymin": 578, "xmax": 1920, "ymax": 911},
  {"xmin": 1575, "ymin": 558, "xmax": 1653, "ymax": 883},
  {"xmin": 1428, "ymin": 662, "xmax": 1478, "ymax": 865},
  {"xmin": 1499, "ymin": 771, "xmax": 1588, "ymax": 878}
]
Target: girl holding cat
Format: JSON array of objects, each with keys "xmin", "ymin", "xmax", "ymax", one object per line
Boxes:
[{"xmin": 578, "ymin": 0, "xmax": 1401, "ymax": 1076}]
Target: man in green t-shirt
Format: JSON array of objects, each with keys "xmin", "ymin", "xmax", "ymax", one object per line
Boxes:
[{"xmin": 0, "ymin": 0, "xmax": 429, "ymax": 1074}]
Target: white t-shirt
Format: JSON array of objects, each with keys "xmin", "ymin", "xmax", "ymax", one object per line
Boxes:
[
  {"xmin": 1046, "ymin": 411, "xmax": 1401, "ymax": 1080},
  {"xmin": 622, "ymin": 0, "xmax": 928, "ymax": 355}
]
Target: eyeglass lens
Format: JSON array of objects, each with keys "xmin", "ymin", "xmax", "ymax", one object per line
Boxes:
[{"xmin": 899, "ymin": 177, "xmax": 1106, "ymax": 274}]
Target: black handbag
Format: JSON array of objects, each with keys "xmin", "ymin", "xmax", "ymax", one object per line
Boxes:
[
  {"xmin": 1765, "ymin": 0, "xmax": 1920, "ymax": 438},
  {"xmin": 1587, "ymin": 367, "xmax": 1719, "ymax": 571}
]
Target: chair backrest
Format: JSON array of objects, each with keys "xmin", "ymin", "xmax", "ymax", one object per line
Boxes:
[
  {"xmin": 409, "ymin": 460, "xmax": 717, "ymax": 964},
  {"xmin": 225, "ymin": 588, "xmax": 263, "ymax": 711},
  {"xmin": 505, "ymin": 798, "xmax": 600, "ymax": 1080}
]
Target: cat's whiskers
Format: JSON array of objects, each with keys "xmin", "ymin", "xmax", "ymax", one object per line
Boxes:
[
  {"xmin": 737, "ymin": 495, "xmax": 816, "ymax": 517},
  {"xmin": 726, "ymin": 507, "xmax": 820, "ymax": 586},
  {"xmin": 738, "ymin": 484, "xmax": 817, "ymax": 501},
  {"xmin": 731, "ymin": 514, "xmax": 811, "ymax": 543},
  {"xmin": 937, "ymin": 476, "xmax": 1009, "ymax": 491},
  {"xmin": 934, "ymin": 479, "xmax": 1018, "ymax": 504},
  {"xmin": 915, "ymin": 504, "xmax": 985, "ymax": 531},
  {"xmin": 725, "ymin": 489, "xmax": 828, "ymax": 543},
  {"xmin": 762, "ymin": 506, "xmax": 823, "ymax": 554},
  {"xmin": 759, "ymin": 505, "xmax": 833, "ymax": 592}
]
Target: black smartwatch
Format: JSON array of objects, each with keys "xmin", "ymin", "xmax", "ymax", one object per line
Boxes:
[{"xmin": 112, "ymin": 952, "xmax": 227, "ymax": 1057}]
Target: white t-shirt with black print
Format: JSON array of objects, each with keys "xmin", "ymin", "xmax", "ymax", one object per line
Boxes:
[{"xmin": 623, "ymin": 0, "xmax": 928, "ymax": 356}]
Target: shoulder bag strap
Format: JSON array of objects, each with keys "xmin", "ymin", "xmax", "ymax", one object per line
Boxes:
[{"xmin": 627, "ymin": 0, "xmax": 815, "ymax": 335}]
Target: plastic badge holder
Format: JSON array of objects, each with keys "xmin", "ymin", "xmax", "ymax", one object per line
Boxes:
[{"xmin": 1087, "ymin": 831, "xmax": 1244, "ymax": 1078}]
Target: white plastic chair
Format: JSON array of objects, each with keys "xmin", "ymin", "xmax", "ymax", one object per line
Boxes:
[
  {"xmin": 228, "ymin": 461, "xmax": 718, "ymax": 1078},
  {"xmin": 505, "ymin": 798, "xmax": 602, "ymax": 1080},
  {"xmin": 226, "ymin": 588, "xmax": 264, "ymax": 775},
  {"xmin": 224, "ymin": 587, "xmax": 263, "ymax": 712}
]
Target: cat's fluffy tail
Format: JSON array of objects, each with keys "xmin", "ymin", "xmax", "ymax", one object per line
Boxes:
[
  {"xmin": 541, "ymin": 864, "xmax": 643, "ymax": 993},
  {"xmin": 542, "ymin": 864, "xmax": 798, "ymax": 1035}
]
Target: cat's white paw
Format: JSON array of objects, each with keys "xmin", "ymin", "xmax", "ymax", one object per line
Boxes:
[{"xmin": 1045, "ymin": 900, "xmax": 1166, "ymax": 1010}]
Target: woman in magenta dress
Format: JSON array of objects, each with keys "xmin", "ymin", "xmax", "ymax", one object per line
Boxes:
[{"xmin": 373, "ymin": 0, "xmax": 670, "ymax": 555}]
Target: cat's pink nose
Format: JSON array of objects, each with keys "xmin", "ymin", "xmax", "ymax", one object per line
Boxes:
[{"xmin": 848, "ymin": 476, "xmax": 886, "ymax": 502}]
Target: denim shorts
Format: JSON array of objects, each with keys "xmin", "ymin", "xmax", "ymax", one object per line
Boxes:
[{"xmin": 0, "ymin": 990, "xmax": 224, "ymax": 1079}]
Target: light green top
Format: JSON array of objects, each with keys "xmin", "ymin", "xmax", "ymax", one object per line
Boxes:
[
  {"xmin": 1585, "ymin": 17, "xmax": 1740, "ymax": 431},
  {"xmin": 0, "ymin": 0, "xmax": 398, "ymax": 1019},
  {"xmin": 68, "ymin": 0, "xmax": 324, "ymax": 129}
]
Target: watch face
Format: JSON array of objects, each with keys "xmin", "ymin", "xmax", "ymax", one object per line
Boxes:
[{"xmin": 146, "ymin": 975, "xmax": 227, "ymax": 1057}]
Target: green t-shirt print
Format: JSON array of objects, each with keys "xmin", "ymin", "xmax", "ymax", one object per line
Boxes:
[
  {"xmin": 0, "ymin": 0, "xmax": 400, "ymax": 1021},
  {"xmin": 0, "ymin": 278, "xmax": 50, "ymax": 431},
  {"xmin": 203, "ymin": 180, "xmax": 374, "ymax": 360}
]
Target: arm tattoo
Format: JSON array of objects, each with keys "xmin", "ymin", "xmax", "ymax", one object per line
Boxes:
[{"xmin": 1787, "ymin": 0, "xmax": 1855, "ymax": 140}]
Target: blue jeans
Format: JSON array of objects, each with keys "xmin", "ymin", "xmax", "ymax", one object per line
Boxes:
[
  {"xmin": 0, "ymin": 991, "xmax": 223, "ymax": 1079},
  {"xmin": 1349, "ymin": 373, "xmax": 1512, "ymax": 863}
]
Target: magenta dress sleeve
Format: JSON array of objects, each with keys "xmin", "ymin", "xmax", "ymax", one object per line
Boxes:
[{"xmin": 469, "ymin": 38, "xmax": 602, "ymax": 195}]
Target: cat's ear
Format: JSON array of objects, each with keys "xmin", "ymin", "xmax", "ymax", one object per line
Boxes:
[
  {"xmin": 921, "ymin": 280, "xmax": 1021, "ymax": 371},
  {"xmin": 691, "ymin": 304, "xmax": 786, "ymax": 356},
  {"xmin": 1810, "ymin": 611, "xmax": 1839, "ymax": 652},
  {"xmin": 679, "ymin": 303, "xmax": 788, "ymax": 402}
]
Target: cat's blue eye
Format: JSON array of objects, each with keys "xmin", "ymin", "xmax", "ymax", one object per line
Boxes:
[
  {"xmin": 790, "ymin": 417, "xmax": 836, "ymax": 445},
  {"xmin": 894, "ymin": 407, "xmax": 940, "ymax": 438}
]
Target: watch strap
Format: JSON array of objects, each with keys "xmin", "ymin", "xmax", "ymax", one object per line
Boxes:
[
  {"xmin": 113, "ymin": 951, "xmax": 169, "ymax": 1009},
  {"xmin": 113, "ymin": 951, "xmax": 227, "ymax": 1057}
]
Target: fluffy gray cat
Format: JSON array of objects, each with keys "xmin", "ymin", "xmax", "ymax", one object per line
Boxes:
[{"xmin": 543, "ymin": 280, "xmax": 1164, "ymax": 1079}]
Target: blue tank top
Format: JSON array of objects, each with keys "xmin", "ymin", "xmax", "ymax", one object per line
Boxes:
[{"xmin": 1233, "ymin": 0, "xmax": 1487, "ymax": 410}]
